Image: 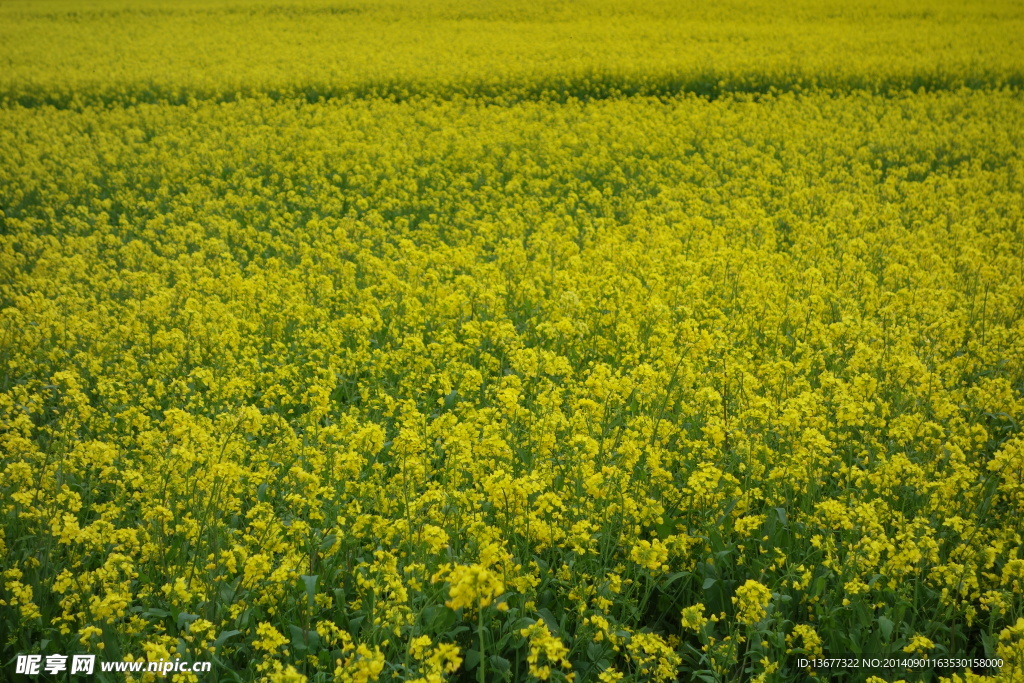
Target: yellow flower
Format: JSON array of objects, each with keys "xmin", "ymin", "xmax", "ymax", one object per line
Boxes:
[
  {"xmin": 253, "ymin": 623, "xmax": 288, "ymax": 653},
  {"xmin": 733, "ymin": 580, "xmax": 773, "ymax": 625},
  {"xmin": 629, "ymin": 539, "xmax": 669, "ymax": 572},
  {"xmin": 438, "ymin": 564, "xmax": 504, "ymax": 611},
  {"xmin": 903, "ymin": 635, "xmax": 934, "ymax": 655},
  {"xmin": 786, "ymin": 624, "xmax": 823, "ymax": 659},
  {"xmin": 627, "ymin": 632, "xmax": 681, "ymax": 683},
  {"xmin": 520, "ymin": 621, "xmax": 572, "ymax": 680},
  {"xmin": 267, "ymin": 665, "xmax": 307, "ymax": 683},
  {"xmin": 681, "ymin": 604, "xmax": 709, "ymax": 632}
]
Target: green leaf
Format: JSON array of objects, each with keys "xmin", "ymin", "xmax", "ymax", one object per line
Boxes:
[
  {"xmin": 511, "ymin": 617, "xmax": 535, "ymax": 633},
  {"xmin": 300, "ymin": 574, "xmax": 318, "ymax": 607},
  {"xmin": 219, "ymin": 579, "xmax": 239, "ymax": 603},
  {"xmin": 288, "ymin": 624, "xmax": 320, "ymax": 652},
  {"xmin": 981, "ymin": 632, "xmax": 997, "ymax": 658},
  {"xmin": 443, "ymin": 389, "xmax": 459, "ymax": 411},
  {"xmin": 849, "ymin": 631, "xmax": 862, "ymax": 655},
  {"xmin": 213, "ymin": 629, "xmax": 242, "ymax": 656},
  {"xmin": 878, "ymin": 615, "xmax": 894, "ymax": 640},
  {"xmin": 209, "ymin": 655, "xmax": 246, "ymax": 683},
  {"xmin": 488, "ymin": 655, "xmax": 511, "ymax": 673},
  {"xmin": 465, "ymin": 648, "xmax": 481, "ymax": 670},
  {"xmin": 654, "ymin": 520, "xmax": 674, "ymax": 538},
  {"xmin": 177, "ymin": 612, "xmax": 199, "ymax": 630},
  {"xmin": 422, "ymin": 604, "xmax": 457, "ymax": 633},
  {"xmin": 538, "ymin": 608, "xmax": 560, "ymax": 634},
  {"xmin": 662, "ymin": 571, "xmax": 690, "ymax": 588}
]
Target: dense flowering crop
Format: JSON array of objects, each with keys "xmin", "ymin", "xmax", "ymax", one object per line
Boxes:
[
  {"xmin": 1, "ymin": 1, "xmax": 1023, "ymax": 682},
  {"xmin": 1, "ymin": 0, "xmax": 1024, "ymax": 107}
]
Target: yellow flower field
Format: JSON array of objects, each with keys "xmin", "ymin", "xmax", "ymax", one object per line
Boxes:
[{"xmin": 1, "ymin": 1, "xmax": 1023, "ymax": 681}]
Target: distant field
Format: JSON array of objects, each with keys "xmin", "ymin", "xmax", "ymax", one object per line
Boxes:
[
  {"xmin": 2, "ymin": 0, "xmax": 1024, "ymax": 105},
  {"xmin": 1, "ymin": 2, "xmax": 1023, "ymax": 682}
]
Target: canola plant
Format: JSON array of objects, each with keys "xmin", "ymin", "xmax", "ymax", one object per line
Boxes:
[{"xmin": 1, "ymin": 1, "xmax": 1023, "ymax": 682}]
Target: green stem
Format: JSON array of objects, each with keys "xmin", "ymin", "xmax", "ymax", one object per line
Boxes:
[{"xmin": 478, "ymin": 606, "xmax": 486, "ymax": 683}]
